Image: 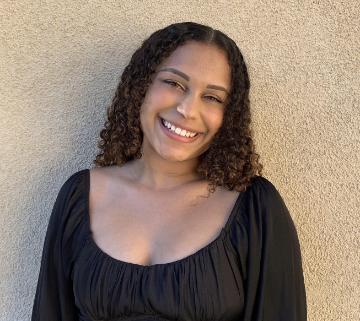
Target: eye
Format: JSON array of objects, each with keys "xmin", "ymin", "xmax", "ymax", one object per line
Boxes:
[
  {"xmin": 205, "ymin": 96, "xmax": 223, "ymax": 104},
  {"xmin": 163, "ymin": 79, "xmax": 184, "ymax": 90}
]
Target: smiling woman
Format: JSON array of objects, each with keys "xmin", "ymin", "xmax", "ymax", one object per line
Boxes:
[
  {"xmin": 93, "ymin": 22, "xmax": 263, "ymax": 194},
  {"xmin": 31, "ymin": 22, "xmax": 307, "ymax": 321},
  {"xmin": 140, "ymin": 41, "xmax": 231, "ymax": 163}
]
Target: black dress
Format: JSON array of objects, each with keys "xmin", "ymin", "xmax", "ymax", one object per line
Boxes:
[{"xmin": 31, "ymin": 169, "xmax": 307, "ymax": 321}]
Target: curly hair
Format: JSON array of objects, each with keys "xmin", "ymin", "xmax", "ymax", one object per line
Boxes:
[{"xmin": 94, "ymin": 22, "xmax": 263, "ymax": 193}]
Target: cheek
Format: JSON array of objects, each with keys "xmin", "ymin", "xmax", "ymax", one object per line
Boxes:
[
  {"xmin": 140, "ymin": 87, "xmax": 175, "ymax": 128},
  {"xmin": 205, "ymin": 109, "xmax": 224, "ymax": 133},
  {"xmin": 144, "ymin": 83, "xmax": 176, "ymax": 110}
]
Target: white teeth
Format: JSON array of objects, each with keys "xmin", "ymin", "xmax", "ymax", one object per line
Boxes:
[{"xmin": 162, "ymin": 118, "xmax": 198, "ymax": 138}]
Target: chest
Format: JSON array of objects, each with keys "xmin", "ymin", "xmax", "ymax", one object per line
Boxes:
[{"xmin": 89, "ymin": 179, "xmax": 240, "ymax": 266}]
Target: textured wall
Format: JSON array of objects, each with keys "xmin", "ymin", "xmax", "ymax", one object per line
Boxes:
[{"xmin": 0, "ymin": 1, "xmax": 359, "ymax": 320}]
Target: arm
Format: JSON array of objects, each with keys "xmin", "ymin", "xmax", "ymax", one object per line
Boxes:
[
  {"xmin": 242, "ymin": 177, "xmax": 307, "ymax": 321},
  {"xmin": 31, "ymin": 173, "xmax": 81, "ymax": 321}
]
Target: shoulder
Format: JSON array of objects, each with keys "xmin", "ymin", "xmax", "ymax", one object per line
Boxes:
[
  {"xmin": 52, "ymin": 168, "xmax": 89, "ymax": 219},
  {"xmin": 244, "ymin": 176, "xmax": 295, "ymax": 228},
  {"xmin": 249, "ymin": 175, "xmax": 279, "ymax": 195},
  {"xmin": 88, "ymin": 165, "xmax": 130, "ymax": 201},
  {"xmin": 89, "ymin": 165, "xmax": 131, "ymax": 185},
  {"xmin": 45, "ymin": 169, "xmax": 91, "ymax": 271},
  {"xmin": 229, "ymin": 175, "xmax": 302, "ymax": 261},
  {"xmin": 248, "ymin": 176, "xmax": 287, "ymax": 208},
  {"xmin": 51, "ymin": 167, "xmax": 90, "ymax": 231},
  {"xmin": 59, "ymin": 168, "xmax": 89, "ymax": 193}
]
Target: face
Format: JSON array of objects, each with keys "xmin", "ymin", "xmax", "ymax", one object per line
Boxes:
[{"xmin": 139, "ymin": 41, "xmax": 231, "ymax": 162}]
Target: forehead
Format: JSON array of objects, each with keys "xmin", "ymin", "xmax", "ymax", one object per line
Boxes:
[{"xmin": 157, "ymin": 41, "xmax": 231, "ymax": 88}]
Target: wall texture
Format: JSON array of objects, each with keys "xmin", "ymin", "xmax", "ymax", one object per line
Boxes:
[{"xmin": 0, "ymin": 1, "xmax": 359, "ymax": 320}]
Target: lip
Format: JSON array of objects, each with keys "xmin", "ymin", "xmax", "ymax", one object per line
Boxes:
[
  {"xmin": 161, "ymin": 117, "xmax": 203, "ymax": 134},
  {"xmin": 158, "ymin": 117, "xmax": 202, "ymax": 143}
]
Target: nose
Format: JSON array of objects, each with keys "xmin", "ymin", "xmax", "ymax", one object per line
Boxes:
[{"xmin": 176, "ymin": 92, "xmax": 198, "ymax": 119}]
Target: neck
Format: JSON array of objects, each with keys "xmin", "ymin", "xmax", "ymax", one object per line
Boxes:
[{"xmin": 129, "ymin": 145, "xmax": 202, "ymax": 191}]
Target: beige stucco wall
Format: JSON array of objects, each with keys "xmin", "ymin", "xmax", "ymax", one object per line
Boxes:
[{"xmin": 0, "ymin": 1, "xmax": 359, "ymax": 320}]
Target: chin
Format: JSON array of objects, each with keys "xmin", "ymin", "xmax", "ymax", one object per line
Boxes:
[
  {"xmin": 162, "ymin": 153, "xmax": 189, "ymax": 162},
  {"xmin": 158, "ymin": 148, "xmax": 193, "ymax": 162}
]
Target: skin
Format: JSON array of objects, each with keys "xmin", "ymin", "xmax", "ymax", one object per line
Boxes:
[
  {"xmin": 129, "ymin": 40, "xmax": 232, "ymax": 191},
  {"xmin": 89, "ymin": 41, "xmax": 236, "ymax": 265}
]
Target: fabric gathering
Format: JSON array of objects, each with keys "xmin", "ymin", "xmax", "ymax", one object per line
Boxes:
[{"xmin": 31, "ymin": 169, "xmax": 307, "ymax": 321}]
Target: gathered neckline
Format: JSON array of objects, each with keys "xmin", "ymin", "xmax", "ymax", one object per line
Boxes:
[{"xmin": 82, "ymin": 168, "xmax": 245, "ymax": 269}]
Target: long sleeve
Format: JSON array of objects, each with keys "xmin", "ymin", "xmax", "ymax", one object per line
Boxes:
[
  {"xmin": 242, "ymin": 177, "xmax": 307, "ymax": 321},
  {"xmin": 31, "ymin": 171, "xmax": 86, "ymax": 321}
]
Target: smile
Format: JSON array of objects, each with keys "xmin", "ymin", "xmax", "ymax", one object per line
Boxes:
[
  {"xmin": 161, "ymin": 118, "xmax": 199, "ymax": 137},
  {"xmin": 159, "ymin": 117, "xmax": 202, "ymax": 143}
]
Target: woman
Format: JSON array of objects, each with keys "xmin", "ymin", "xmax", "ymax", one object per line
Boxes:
[{"xmin": 32, "ymin": 22, "xmax": 307, "ymax": 321}]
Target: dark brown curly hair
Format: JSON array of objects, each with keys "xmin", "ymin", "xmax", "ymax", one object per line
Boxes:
[{"xmin": 94, "ymin": 21, "xmax": 263, "ymax": 193}]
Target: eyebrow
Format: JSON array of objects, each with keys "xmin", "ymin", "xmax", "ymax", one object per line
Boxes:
[{"xmin": 158, "ymin": 67, "xmax": 229, "ymax": 95}]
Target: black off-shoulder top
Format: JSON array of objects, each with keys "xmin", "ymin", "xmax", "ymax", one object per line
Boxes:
[{"xmin": 31, "ymin": 169, "xmax": 307, "ymax": 321}]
